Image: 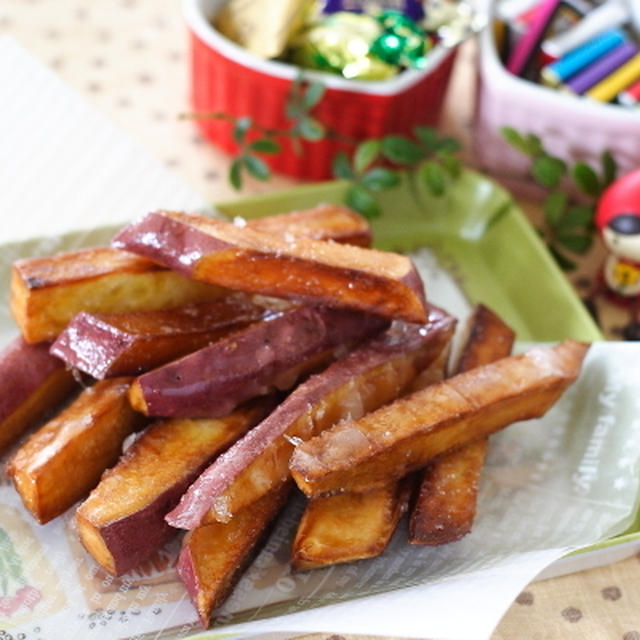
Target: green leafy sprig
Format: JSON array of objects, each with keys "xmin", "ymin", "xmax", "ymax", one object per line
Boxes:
[
  {"xmin": 186, "ymin": 76, "xmax": 463, "ymax": 218},
  {"xmin": 184, "ymin": 77, "xmax": 328, "ymax": 190},
  {"xmin": 501, "ymin": 127, "xmax": 618, "ymax": 270},
  {"xmin": 332, "ymin": 129, "xmax": 462, "ymax": 218}
]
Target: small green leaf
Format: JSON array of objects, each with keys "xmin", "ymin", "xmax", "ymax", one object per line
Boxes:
[
  {"xmin": 302, "ymin": 81, "xmax": 326, "ymax": 110},
  {"xmin": 243, "ymin": 154, "xmax": 270, "ymax": 181},
  {"xmin": 601, "ymin": 151, "xmax": 618, "ymax": 187},
  {"xmin": 439, "ymin": 153, "xmax": 461, "ymax": 178},
  {"xmin": 436, "ymin": 136, "xmax": 463, "ymax": 154},
  {"xmin": 524, "ymin": 133, "xmax": 543, "ymax": 155},
  {"xmin": 353, "ymin": 139, "xmax": 381, "ymax": 174},
  {"xmin": 346, "ymin": 185, "xmax": 381, "ymax": 219},
  {"xmin": 414, "ymin": 126, "xmax": 439, "ymax": 150},
  {"xmin": 381, "ymin": 135, "xmax": 424, "ymax": 165},
  {"xmin": 556, "ymin": 232, "xmax": 593, "ymax": 254},
  {"xmin": 229, "ymin": 158, "xmax": 243, "ymax": 190},
  {"xmin": 572, "ymin": 162, "xmax": 601, "ymax": 197},
  {"xmin": 332, "ymin": 151, "xmax": 354, "ymax": 180},
  {"xmin": 298, "ymin": 116, "xmax": 325, "ymax": 141},
  {"xmin": 558, "ymin": 205, "xmax": 594, "ymax": 231},
  {"xmin": 360, "ymin": 167, "xmax": 400, "ymax": 191},
  {"xmin": 232, "ymin": 117, "xmax": 252, "ymax": 145},
  {"xmin": 543, "ymin": 191, "xmax": 568, "ymax": 227},
  {"xmin": 249, "ymin": 138, "xmax": 281, "ymax": 154},
  {"xmin": 531, "ymin": 155, "xmax": 567, "ymax": 188},
  {"xmin": 549, "ymin": 244, "xmax": 577, "ymax": 271},
  {"xmin": 500, "ymin": 127, "xmax": 542, "ymax": 156},
  {"xmin": 419, "ymin": 160, "xmax": 446, "ymax": 197}
]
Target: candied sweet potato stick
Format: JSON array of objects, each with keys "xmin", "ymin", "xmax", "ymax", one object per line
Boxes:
[
  {"xmin": 409, "ymin": 304, "xmax": 516, "ymax": 545},
  {"xmin": 177, "ymin": 484, "xmax": 291, "ymax": 628},
  {"xmin": 165, "ymin": 307, "xmax": 456, "ymax": 530},
  {"xmin": 290, "ymin": 346, "xmax": 451, "ymax": 570},
  {"xmin": 289, "ymin": 340, "xmax": 589, "ymax": 497},
  {"xmin": 128, "ymin": 305, "xmax": 387, "ymax": 418},
  {"xmin": 11, "ymin": 204, "xmax": 371, "ymax": 344},
  {"xmin": 75, "ymin": 398, "xmax": 275, "ymax": 576},
  {"xmin": 240, "ymin": 203, "xmax": 372, "ymax": 247},
  {"xmin": 292, "ymin": 479, "xmax": 414, "ymax": 572},
  {"xmin": 6, "ymin": 378, "xmax": 146, "ymax": 523},
  {"xmin": 11, "ymin": 248, "xmax": 226, "ymax": 344},
  {"xmin": 50, "ymin": 294, "xmax": 271, "ymax": 379},
  {"xmin": 0, "ymin": 336, "xmax": 78, "ymax": 453},
  {"xmin": 112, "ymin": 210, "xmax": 428, "ymax": 324}
]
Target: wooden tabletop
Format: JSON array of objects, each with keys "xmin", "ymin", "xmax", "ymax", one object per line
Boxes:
[{"xmin": 2, "ymin": 0, "xmax": 639, "ymax": 638}]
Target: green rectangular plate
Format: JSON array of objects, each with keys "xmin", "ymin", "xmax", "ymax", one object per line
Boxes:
[{"xmin": 216, "ymin": 171, "xmax": 640, "ymax": 557}]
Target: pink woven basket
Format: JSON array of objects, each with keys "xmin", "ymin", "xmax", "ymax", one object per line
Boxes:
[{"xmin": 474, "ymin": 16, "xmax": 640, "ymax": 181}]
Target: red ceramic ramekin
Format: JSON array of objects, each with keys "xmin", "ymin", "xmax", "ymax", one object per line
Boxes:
[{"xmin": 184, "ymin": 0, "xmax": 459, "ymax": 180}]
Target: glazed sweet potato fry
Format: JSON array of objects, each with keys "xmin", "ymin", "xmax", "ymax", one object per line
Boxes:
[
  {"xmin": 409, "ymin": 304, "xmax": 516, "ymax": 545},
  {"xmin": 6, "ymin": 378, "xmax": 146, "ymax": 523},
  {"xmin": 289, "ymin": 340, "xmax": 589, "ymax": 497},
  {"xmin": 11, "ymin": 205, "xmax": 371, "ymax": 345},
  {"xmin": 0, "ymin": 336, "xmax": 78, "ymax": 453},
  {"xmin": 112, "ymin": 210, "xmax": 428, "ymax": 324},
  {"xmin": 290, "ymin": 344, "xmax": 451, "ymax": 570},
  {"xmin": 129, "ymin": 305, "xmax": 387, "ymax": 418},
  {"xmin": 165, "ymin": 307, "xmax": 455, "ymax": 530},
  {"xmin": 11, "ymin": 247, "xmax": 226, "ymax": 344},
  {"xmin": 177, "ymin": 484, "xmax": 291, "ymax": 628},
  {"xmin": 75, "ymin": 398, "xmax": 275, "ymax": 576},
  {"xmin": 50, "ymin": 294, "xmax": 271, "ymax": 378},
  {"xmin": 292, "ymin": 479, "xmax": 413, "ymax": 571},
  {"xmin": 241, "ymin": 203, "xmax": 372, "ymax": 247}
]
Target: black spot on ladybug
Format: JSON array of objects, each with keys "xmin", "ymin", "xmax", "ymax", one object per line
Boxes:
[{"xmin": 609, "ymin": 214, "xmax": 640, "ymax": 236}]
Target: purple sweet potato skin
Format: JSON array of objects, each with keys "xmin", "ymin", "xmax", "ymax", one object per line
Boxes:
[
  {"xmin": 0, "ymin": 337, "xmax": 64, "ymax": 421},
  {"xmin": 165, "ymin": 307, "xmax": 454, "ymax": 530},
  {"xmin": 111, "ymin": 211, "xmax": 230, "ymax": 276},
  {"xmin": 99, "ymin": 467, "xmax": 204, "ymax": 576},
  {"xmin": 0, "ymin": 336, "xmax": 76, "ymax": 452},
  {"xmin": 50, "ymin": 314, "xmax": 135, "ymax": 379},
  {"xmin": 135, "ymin": 306, "xmax": 387, "ymax": 418},
  {"xmin": 49, "ymin": 297, "xmax": 267, "ymax": 379}
]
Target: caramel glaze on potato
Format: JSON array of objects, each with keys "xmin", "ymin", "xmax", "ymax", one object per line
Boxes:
[
  {"xmin": 129, "ymin": 305, "xmax": 388, "ymax": 419},
  {"xmin": 75, "ymin": 397, "xmax": 276, "ymax": 576},
  {"xmin": 177, "ymin": 484, "xmax": 291, "ymax": 629},
  {"xmin": 290, "ymin": 337, "xmax": 451, "ymax": 570},
  {"xmin": 50, "ymin": 294, "xmax": 271, "ymax": 379},
  {"xmin": 11, "ymin": 247, "xmax": 226, "ymax": 344},
  {"xmin": 409, "ymin": 304, "xmax": 516, "ymax": 546},
  {"xmin": 292, "ymin": 479, "xmax": 414, "ymax": 571},
  {"xmin": 165, "ymin": 306, "xmax": 455, "ymax": 530},
  {"xmin": 112, "ymin": 210, "xmax": 428, "ymax": 324},
  {"xmin": 11, "ymin": 205, "xmax": 372, "ymax": 345},
  {"xmin": 289, "ymin": 340, "xmax": 590, "ymax": 497},
  {"xmin": 6, "ymin": 377, "xmax": 146, "ymax": 524},
  {"xmin": 241, "ymin": 203, "xmax": 372, "ymax": 247}
]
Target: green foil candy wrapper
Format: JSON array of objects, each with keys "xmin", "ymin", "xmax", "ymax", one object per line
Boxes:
[
  {"xmin": 289, "ymin": 11, "xmax": 398, "ymax": 79},
  {"xmin": 371, "ymin": 9, "xmax": 430, "ymax": 68}
]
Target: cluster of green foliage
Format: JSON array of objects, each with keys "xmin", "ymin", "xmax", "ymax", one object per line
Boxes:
[
  {"xmin": 501, "ymin": 127, "xmax": 618, "ymax": 270},
  {"xmin": 192, "ymin": 77, "xmax": 463, "ymax": 219}
]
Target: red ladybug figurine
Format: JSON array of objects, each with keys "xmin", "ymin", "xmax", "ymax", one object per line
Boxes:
[{"xmin": 594, "ymin": 168, "xmax": 640, "ymax": 338}]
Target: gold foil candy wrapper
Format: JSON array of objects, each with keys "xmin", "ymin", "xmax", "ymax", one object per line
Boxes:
[{"xmin": 215, "ymin": 0, "xmax": 313, "ymax": 59}]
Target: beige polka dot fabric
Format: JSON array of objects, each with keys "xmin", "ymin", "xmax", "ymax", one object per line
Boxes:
[{"xmin": 1, "ymin": 1, "xmax": 639, "ymax": 639}]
